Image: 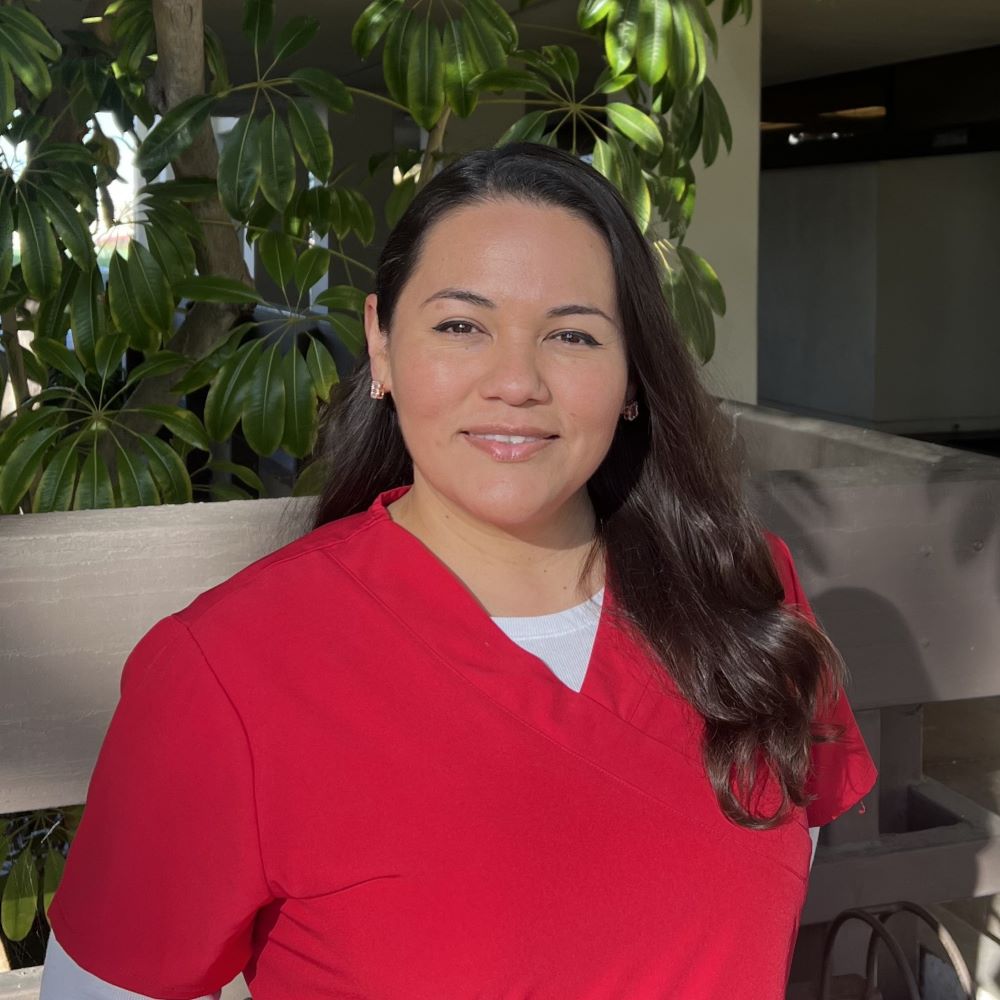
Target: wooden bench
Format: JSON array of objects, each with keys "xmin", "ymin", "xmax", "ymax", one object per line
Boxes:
[{"xmin": 2, "ymin": 403, "xmax": 999, "ymax": 997}]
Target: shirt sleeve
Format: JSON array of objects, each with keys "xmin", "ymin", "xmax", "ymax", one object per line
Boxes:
[
  {"xmin": 40, "ymin": 928, "xmax": 222, "ymax": 1000},
  {"xmin": 46, "ymin": 615, "xmax": 274, "ymax": 1000},
  {"xmin": 765, "ymin": 533, "xmax": 879, "ymax": 828}
]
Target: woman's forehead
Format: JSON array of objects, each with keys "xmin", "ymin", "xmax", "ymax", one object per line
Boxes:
[{"xmin": 405, "ymin": 200, "xmax": 617, "ymax": 309}]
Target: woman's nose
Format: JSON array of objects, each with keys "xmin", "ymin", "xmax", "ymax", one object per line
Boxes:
[{"xmin": 479, "ymin": 337, "xmax": 550, "ymax": 405}]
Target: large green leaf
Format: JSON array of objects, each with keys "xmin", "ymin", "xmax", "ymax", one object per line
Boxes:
[
  {"xmin": 342, "ymin": 189, "xmax": 375, "ymax": 246},
  {"xmin": 636, "ymin": 0, "xmax": 670, "ymax": 84},
  {"xmin": 17, "ymin": 200, "xmax": 62, "ymax": 299},
  {"xmin": 135, "ymin": 94, "xmax": 218, "ymax": 179},
  {"xmin": 69, "ymin": 265, "xmax": 105, "ymax": 369},
  {"xmin": 42, "ymin": 849, "xmax": 66, "ymax": 919},
  {"xmin": 578, "ymin": 0, "xmax": 618, "ymax": 29},
  {"xmin": 606, "ymin": 101, "xmax": 663, "ymax": 155},
  {"xmin": 242, "ymin": 0, "xmax": 274, "ymax": 52},
  {"xmin": 30, "ymin": 338, "xmax": 87, "ymax": 388},
  {"xmin": 95, "ymin": 331, "xmax": 130, "ymax": 384},
  {"xmin": 260, "ymin": 113, "xmax": 296, "ymax": 211},
  {"xmin": 218, "ymin": 114, "xmax": 261, "ymax": 220},
  {"xmin": 496, "ymin": 109, "xmax": 551, "ymax": 146},
  {"xmin": 115, "ymin": 443, "xmax": 160, "ymax": 506},
  {"xmin": 667, "ymin": 0, "xmax": 698, "ymax": 88},
  {"xmin": 281, "ymin": 344, "xmax": 315, "ymax": 458},
  {"xmin": 384, "ymin": 175, "xmax": 417, "ymax": 227},
  {"xmin": 127, "ymin": 241, "xmax": 173, "ymax": 337},
  {"xmin": 472, "ymin": 67, "xmax": 552, "ymax": 95},
  {"xmin": 443, "ymin": 19, "xmax": 479, "ymax": 118},
  {"xmin": 273, "ymin": 15, "xmax": 319, "ymax": 62},
  {"xmin": 203, "ymin": 338, "xmax": 266, "ymax": 440},
  {"xmin": 34, "ymin": 260, "xmax": 78, "ymax": 343},
  {"xmin": 591, "ymin": 65, "xmax": 637, "ymax": 94},
  {"xmin": 461, "ymin": 5, "xmax": 507, "ymax": 72},
  {"xmin": 0, "ymin": 850, "xmax": 38, "ymax": 941},
  {"xmin": 207, "ymin": 459, "xmax": 264, "ymax": 495},
  {"xmin": 0, "ymin": 405, "xmax": 62, "ymax": 468},
  {"xmin": 74, "ymin": 443, "xmax": 115, "ymax": 509},
  {"xmin": 242, "ymin": 342, "xmax": 285, "ymax": 455},
  {"xmin": 700, "ymin": 77, "xmax": 732, "ymax": 167},
  {"xmin": 292, "ymin": 457, "xmax": 330, "ymax": 496},
  {"xmin": 35, "ymin": 439, "xmax": 79, "ymax": 512},
  {"xmin": 257, "ymin": 231, "xmax": 296, "ymax": 292},
  {"xmin": 124, "ymin": 349, "xmax": 189, "ymax": 388},
  {"xmin": 108, "ymin": 251, "xmax": 155, "ymax": 351},
  {"xmin": 325, "ymin": 314, "xmax": 365, "ymax": 354},
  {"xmin": 286, "ymin": 99, "xmax": 333, "ymax": 182},
  {"xmin": 169, "ymin": 323, "xmax": 254, "ymax": 394},
  {"xmin": 0, "ymin": 426, "xmax": 63, "ymax": 513},
  {"xmin": 656, "ymin": 237, "xmax": 715, "ymax": 362},
  {"xmin": 305, "ymin": 335, "xmax": 339, "ymax": 402},
  {"xmin": 0, "ymin": 57, "xmax": 13, "ymax": 127},
  {"xmin": 36, "ymin": 188, "xmax": 95, "ymax": 269},
  {"xmin": 0, "ymin": 21, "xmax": 51, "ymax": 100},
  {"xmin": 174, "ymin": 275, "xmax": 264, "ymax": 304},
  {"xmin": 289, "ymin": 68, "xmax": 353, "ymax": 115},
  {"xmin": 678, "ymin": 243, "xmax": 725, "ymax": 315},
  {"xmin": 294, "ymin": 246, "xmax": 328, "ymax": 298},
  {"xmin": 535, "ymin": 45, "xmax": 579, "ymax": 89},
  {"xmin": 382, "ymin": 6, "xmax": 415, "ymax": 105},
  {"xmin": 136, "ymin": 404, "xmax": 211, "ymax": 452},
  {"xmin": 351, "ymin": 0, "xmax": 404, "ymax": 59},
  {"xmin": 136, "ymin": 433, "xmax": 192, "ymax": 504},
  {"xmin": 146, "ymin": 224, "xmax": 195, "ymax": 286},
  {"xmin": 0, "ymin": 6, "xmax": 62, "ymax": 61},
  {"xmin": 465, "ymin": 0, "xmax": 518, "ymax": 53},
  {"xmin": 314, "ymin": 285, "xmax": 365, "ymax": 314},
  {"xmin": 604, "ymin": 0, "xmax": 639, "ymax": 75}
]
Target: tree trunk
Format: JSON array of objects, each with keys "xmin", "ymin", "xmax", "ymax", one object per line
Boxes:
[{"xmin": 118, "ymin": 0, "xmax": 254, "ymax": 437}]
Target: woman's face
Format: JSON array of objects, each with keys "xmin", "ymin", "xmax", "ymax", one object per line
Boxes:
[{"xmin": 365, "ymin": 198, "xmax": 631, "ymax": 533}]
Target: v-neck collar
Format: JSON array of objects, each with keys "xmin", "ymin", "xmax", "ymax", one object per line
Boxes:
[{"xmin": 358, "ymin": 486, "xmax": 656, "ymax": 727}]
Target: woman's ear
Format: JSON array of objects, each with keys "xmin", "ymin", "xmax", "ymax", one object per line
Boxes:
[{"xmin": 364, "ymin": 293, "xmax": 390, "ymax": 389}]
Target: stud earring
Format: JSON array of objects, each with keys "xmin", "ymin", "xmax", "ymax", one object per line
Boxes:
[
  {"xmin": 370, "ymin": 379, "xmax": 386, "ymax": 400},
  {"xmin": 622, "ymin": 399, "xmax": 639, "ymax": 422}
]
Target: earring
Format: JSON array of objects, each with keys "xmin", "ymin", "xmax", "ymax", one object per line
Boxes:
[
  {"xmin": 370, "ymin": 379, "xmax": 386, "ymax": 400},
  {"xmin": 622, "ymin": 399, "xmax": 639, "ymax": 422}
]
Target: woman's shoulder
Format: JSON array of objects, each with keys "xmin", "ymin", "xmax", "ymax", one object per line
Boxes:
[{"xmin": 175, "ymin": 503, "xmax": 385, "ymax": 635}]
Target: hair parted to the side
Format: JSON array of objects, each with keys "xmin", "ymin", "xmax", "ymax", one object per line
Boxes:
[{"xmin": 311, "ymin": 141, "xmax": 846, "ymax": 830}]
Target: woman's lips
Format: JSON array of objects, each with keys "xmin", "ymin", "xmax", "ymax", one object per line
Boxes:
[{"xmin": 460, "ymin": 431, "xmax": 557, "ymax": 463}]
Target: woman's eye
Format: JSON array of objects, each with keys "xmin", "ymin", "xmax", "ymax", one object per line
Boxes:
[
  {"xmin": 552, "ymin": 330, "xmax": 598, "ymax": 346},
  {"xmin": 434, "ymin": 321, "xmax": 478, "ymax": 336}
]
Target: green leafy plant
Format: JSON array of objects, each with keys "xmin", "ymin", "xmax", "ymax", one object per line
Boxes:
[
  {"xmin": 0, "ymin": 808, "xmax": 82, "ymax": 951},
  {"xmin": 0, "ymin": 0, "xmax": 748, "ymax": 952},
  {"xmin": 0, "ymin": 0, "xmax": 743, "ymax": 517}
]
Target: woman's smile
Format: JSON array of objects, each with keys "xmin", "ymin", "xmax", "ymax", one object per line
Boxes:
[{"xmin": 460, "ymin": 425, "xmax": 559, "ymax": 462}]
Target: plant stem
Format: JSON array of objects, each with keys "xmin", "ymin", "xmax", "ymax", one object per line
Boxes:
[
  {"xmin": 418, "ymin": 107, "xmax": 452, "ymax": 193},
  {"xmin": 1, "ymin": 311, "xmax": 31, "ymax": 408},
  {"xmin": 345, "ymin": 87, "xmax": 409, "ymax": 113}
]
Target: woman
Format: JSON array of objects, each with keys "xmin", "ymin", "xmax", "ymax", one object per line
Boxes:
[{"xmin": 42, "ymin": 142, "xmax": 876, "ymax": 999}]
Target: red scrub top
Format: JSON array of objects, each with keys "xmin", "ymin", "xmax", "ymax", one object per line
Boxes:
[{"xmin": 49, "ymin": 486, "xmax": 877, "ymax": 999}]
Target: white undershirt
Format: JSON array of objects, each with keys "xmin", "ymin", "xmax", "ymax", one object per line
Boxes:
[{"xmin": 40, "ymin": 596, "xmax": 820, "ymax": 999}]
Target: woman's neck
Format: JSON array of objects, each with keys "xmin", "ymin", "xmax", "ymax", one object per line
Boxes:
[{"xmin": 386, "ymin": 482, "xmax": 603, "ymax": 617}]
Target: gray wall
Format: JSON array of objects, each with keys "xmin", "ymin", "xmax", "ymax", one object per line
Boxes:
[
  {"xmin": 758, "ymin": 162, "xmax": 878, "ymax": 421},
  {"xmin": 874, "ymin": 152, "xmax": 1000, "ymax": 432},
  {"xmin": 758, "ymin": 151, "xmax": 1000, "ymax": 434}
]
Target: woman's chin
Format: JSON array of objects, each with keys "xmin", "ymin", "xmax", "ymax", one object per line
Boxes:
[{"xmin": 442, "ymin": 478, "xmax": 587, "ymax": 535}]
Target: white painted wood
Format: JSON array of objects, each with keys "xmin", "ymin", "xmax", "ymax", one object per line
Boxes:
[
  {"xmin": 0, "ymin": 498, "xmax": 311, "ymax": 814},
  {"xmin": 0, "ymin": 967, "xmax": 42, "ymax": 999},
  {"xmin": 0, "ymin": 966, "xmax": 250, "ymax": 1000}
]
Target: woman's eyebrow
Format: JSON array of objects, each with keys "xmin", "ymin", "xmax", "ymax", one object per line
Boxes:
[{"xmin": 421, "ymin": 287, "xmax": 615, "ymax": 325}]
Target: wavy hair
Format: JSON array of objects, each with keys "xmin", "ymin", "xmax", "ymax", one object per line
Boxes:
[{"xmin": 311, "ymin": 142, "xmax": 845, "ymax": 830}]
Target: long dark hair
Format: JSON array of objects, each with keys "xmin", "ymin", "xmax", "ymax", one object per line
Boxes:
[{"xmin": 312, "ymin": 142, "xmax": 845, "ymax": 830}]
